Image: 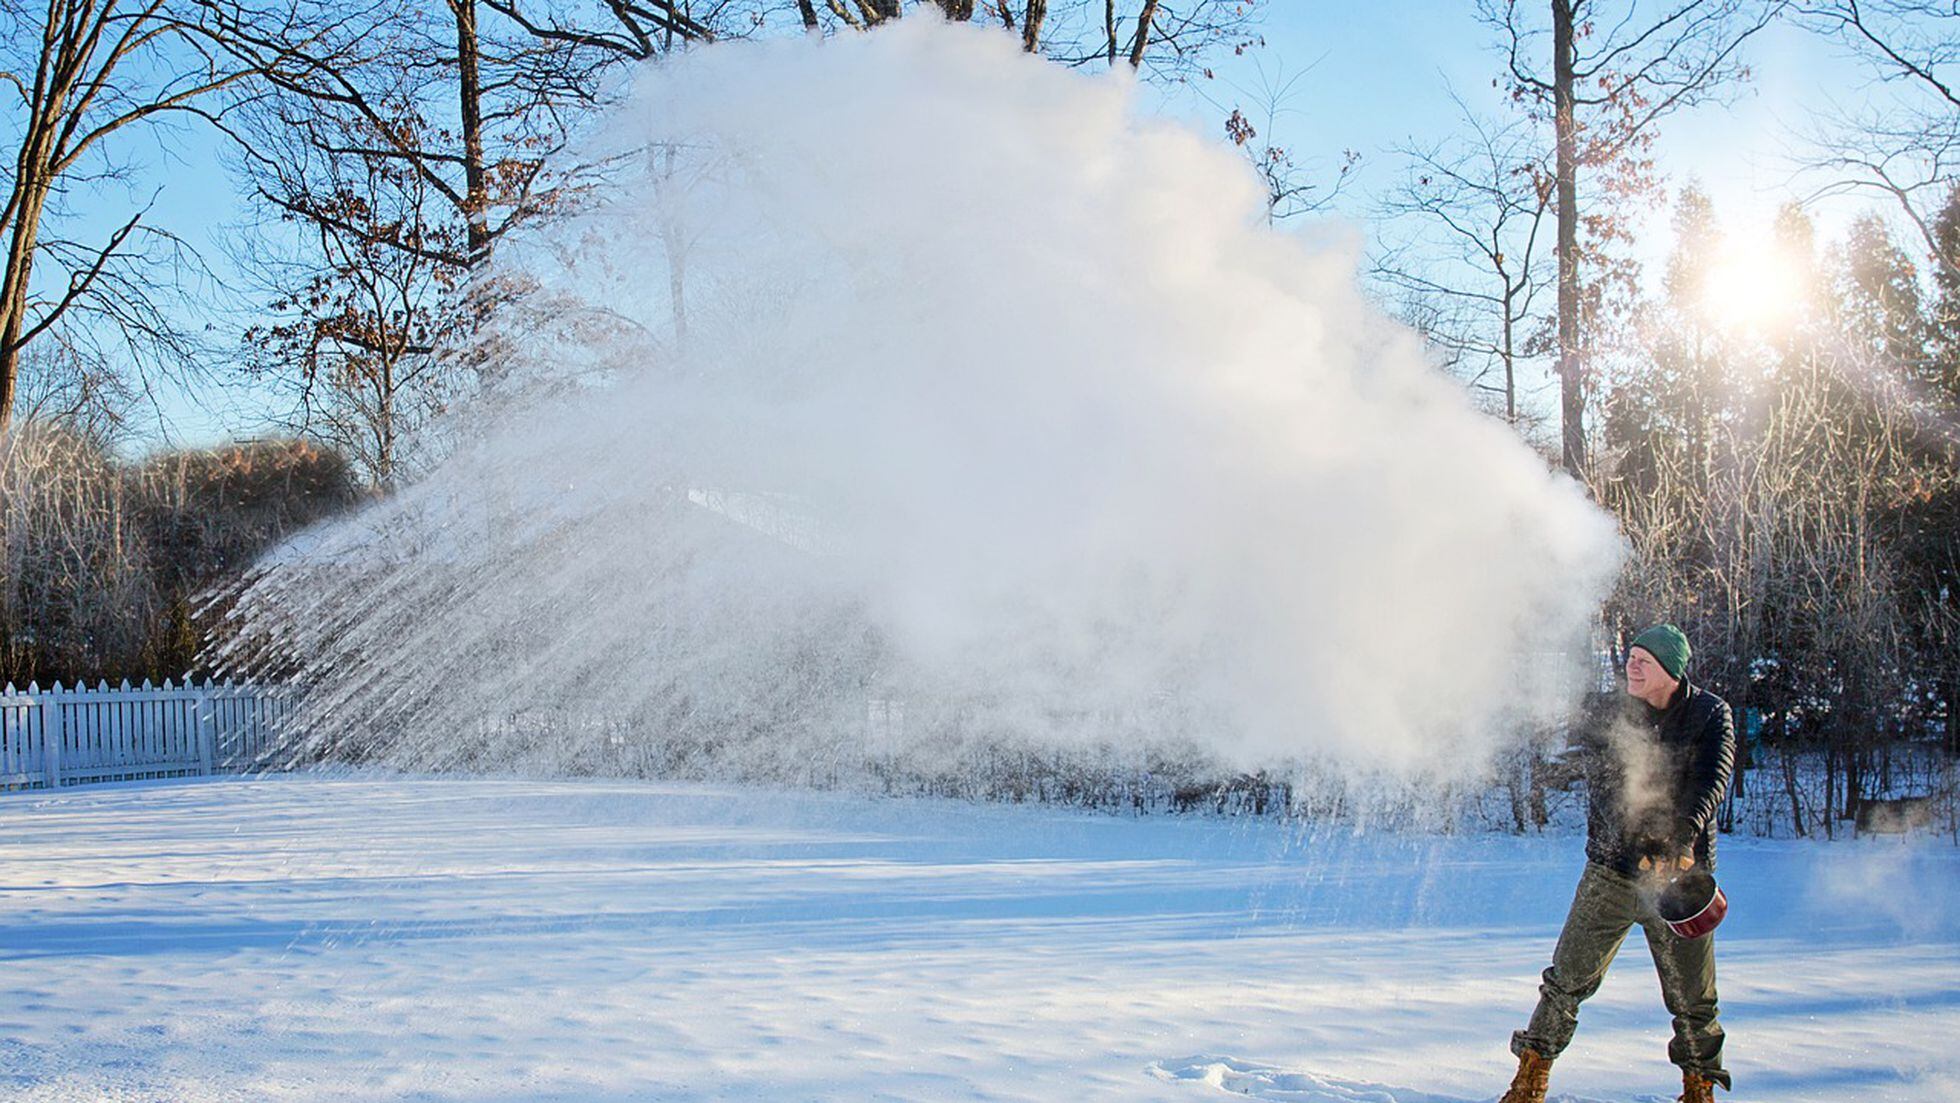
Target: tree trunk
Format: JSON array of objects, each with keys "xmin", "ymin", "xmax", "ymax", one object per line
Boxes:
[
  {"xmin": 1529, "ymin": 751, "xmax": 1548, "ymax": 827},
  {"xmin": 377, "ymin": 358, "xmax": 396, "ymax": 487},
  {"xmin": 1552, "ymin": 0, "xmax": 1585, "ymax": 481},
  {"xmin": 1824, "ymin": 740, "xmax": 1837, "ymax": 839},
  {"xmin": 1947, "ymin": 670, "xmax": 1959, "ymax": 757},
  {"xmin": 0, "ymin": 178, "xmax": 52, "ymax": 434},
  {"xmin": 656, "ymin": 145, "xmax": 688, "ymax": 349},
  {"xmin": 1500, "ymin": 274, "xmax": 1518, "ymax": 425},
  {"xmin": 1933, "ymin": 666, "xmax": 1958, "ymax": 757},
  {"xmin": 0, "ymin": 4, "xmax": 66, "ymax": 437},
  {"xmin": 453, "ymin": 0, "xmax": 491, "ymax": 265},
  {"xmin": 1845, "ymin": 740, "xmax": 1864, "ymax": 823},
  {"xmin": 1506, "ymin": 752, "xmax": 1529, "ymax": 833},
  {"xmin": 1127, "ymin": 0, "xmax": 1160, "ymax": 68},
  {"xmin": 1022, "ymin": 0, "xmax": 1046, "ymax": 51},
  {"xmin": 796, "ymin": 0, "xmax": 818, "ymax": 28},
  {"xmin": 1781, "ymin": 741, "xmax": 1806, "ymax": 837}
]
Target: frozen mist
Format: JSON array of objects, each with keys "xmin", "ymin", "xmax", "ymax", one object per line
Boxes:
[{"xmin": 222, "ymin": 21, "xmax": 1623, "ymax": 783}]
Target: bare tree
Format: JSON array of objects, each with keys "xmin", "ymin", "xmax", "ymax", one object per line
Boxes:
[
  {"xmin": 2, "ymin": 424, "xmax": 359, "ymax": 683},
  {"xmin": 0, "ymin": 0, "xmax": 244, "ymax": 431},
  {"xmin": 1802, "ymin": 1, "xmax": 1958, "ymax": 108},
  {"xmin": 1481, "ymin": 0, "xmax": 1781, "ymax": 481},
  {"xmin": 1033, "ymin": 0, "xmax": 1254, "ymax": 77},
  {"xmin": 9, "ymin": 338, "xmax": 132, "ymax": 444},
  {"xmin": 1216, "ymin": 61, "xmax": 1357, "ymax": 226},
  {"xmin": 1797, "ymin": 2, "xmax": 1960, "ymax": 275},
  {"xmin": 777, "ymin": 0, "xmax": 1254, "ymax": 79},
  {"xmin": 202, "ymin": 0, "xmax": 585, "ymax": 272},
  {"xmin": 0, "ymin": 420, "xmax": 153, "ymax": 680},
  {"xmin": 1373, "ymin": 97, "xmax": 1554, "ymax": 426},
  {"xmin": 476, "ymin": 0, "xmax": 727, "ymax": 60},
  {"xmin": 199, "ymin": 0, "xmax": 640, "ymax": 484},
  {"xmin": 235, "ymin": 113, "xmax": 466, "ymax": 485}
]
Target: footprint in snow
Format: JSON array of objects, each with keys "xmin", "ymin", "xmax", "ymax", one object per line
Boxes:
[{"xmin": 1147, "ymin": 1056, "xmax": 1637, "ymax": 1103}]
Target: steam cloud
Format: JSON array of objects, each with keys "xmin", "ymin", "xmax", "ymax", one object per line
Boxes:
[{"xmin": 226, "ymin": 22, "xmax": 1623, "ymax": 780}]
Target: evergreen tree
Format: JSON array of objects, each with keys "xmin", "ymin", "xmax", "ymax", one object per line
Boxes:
[{"xmin": 1891, "ymin": 187, "xmax": 1960, "ymax": 752}]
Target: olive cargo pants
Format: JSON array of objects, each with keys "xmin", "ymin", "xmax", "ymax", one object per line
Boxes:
[{"xmin": 1511, "ymin": 861, "xmax": 1730, "ymax": 1090}]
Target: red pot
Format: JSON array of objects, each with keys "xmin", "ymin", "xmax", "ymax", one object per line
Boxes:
[{"xmin": 1658, "ymin": 868, "xmax": 1728, "ymax": 940}]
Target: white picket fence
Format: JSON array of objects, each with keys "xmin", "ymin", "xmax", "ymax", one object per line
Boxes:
[{"xmin": 0, "ymin": 680, "xmax": 297, "ymax": 790}]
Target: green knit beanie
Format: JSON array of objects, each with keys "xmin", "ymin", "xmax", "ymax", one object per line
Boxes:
[{"xmin": 1630, "ymin": 623, "xmax": 1692, "ymax": 680}]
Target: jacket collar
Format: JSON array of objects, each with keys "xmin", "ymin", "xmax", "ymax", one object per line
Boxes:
[{"xmin": 1645, "ymin": 676, "xmax": 1691, "ymax": 720}]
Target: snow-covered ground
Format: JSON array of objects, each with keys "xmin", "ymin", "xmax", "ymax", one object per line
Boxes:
[{"xmin": 2, "ymin": 775, "xmax": 1954, "ymax": 1102}]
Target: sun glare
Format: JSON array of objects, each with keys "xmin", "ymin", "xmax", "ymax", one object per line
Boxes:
[{"xmin": 1699, "ymin": 238, "xmax": 1806, "ymax": 336}]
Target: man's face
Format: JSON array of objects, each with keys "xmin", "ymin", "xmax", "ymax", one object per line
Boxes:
[{"xmin": 1625, "ymin": 646, "xmax": 1677, "ymax": 702}]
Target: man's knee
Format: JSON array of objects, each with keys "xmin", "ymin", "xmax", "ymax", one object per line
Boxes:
[
  {"xmin": 1539, "ymin": 962, "xmax": 1604, "ymax": 1010},
  {"xmin": 1547, "ymin": 916, "xmax": 1630, "ymax": 1007},
  {"xmin": 1648, "ymin": 927, "xmax": 1720, "ymax": 1015}
]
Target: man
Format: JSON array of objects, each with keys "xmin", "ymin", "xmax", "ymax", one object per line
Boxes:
[{"xmin": 1499, "ymin": 624, "xmax": 1737, "ymax": 1103}]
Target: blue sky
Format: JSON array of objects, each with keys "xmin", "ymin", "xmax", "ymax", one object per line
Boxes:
[
  {"xmin": 1378, "ymin": 10, "xmax": 1835, "ymax": 175},
  {"xmin": 103, "ymin": 2, "xmax": 1882, "ymax": 449},
  {"xmin": 1198, "ymin": 3, "xmax": 1872, "ymax": 238},
  {"xmin": 1172, "ymin": 3, "xmax": 1880, "ymax": 428}
]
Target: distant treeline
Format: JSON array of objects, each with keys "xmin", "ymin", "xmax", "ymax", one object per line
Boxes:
[{"xmin": 0, "ymin": 427, "xmax": 360, "ymax": 686}]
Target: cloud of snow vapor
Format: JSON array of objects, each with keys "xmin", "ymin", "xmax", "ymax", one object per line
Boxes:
[{"xmin": 224, "ymin": 21, "xmax": 1623, "ymax": 780}]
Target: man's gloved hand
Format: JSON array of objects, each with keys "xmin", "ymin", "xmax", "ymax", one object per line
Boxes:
[
  {"xmin": 1634, "ymin": 815, "xmax": 1698, "ymax": 872},
  {"xmin": 1631, "ymin": 833, "xmax": 1671, "ymax": 869},
  {"xmin": 1635, "ymin": 846, "xmax": 1694, "ymax": 872}
]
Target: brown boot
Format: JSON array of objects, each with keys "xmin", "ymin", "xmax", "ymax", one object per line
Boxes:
[
  {"xmin": 1498, "ymin": 1048, "xmax": 1552, "ymax": 1103},
  {"xmin": 1679, "ymin": 1071, "xmax": 1719, "ymax": 1103}
]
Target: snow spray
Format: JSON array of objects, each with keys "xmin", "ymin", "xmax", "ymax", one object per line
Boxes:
[{"xmin": 220, "ymin": 22, "xmax": 1623, "ymax": 787}]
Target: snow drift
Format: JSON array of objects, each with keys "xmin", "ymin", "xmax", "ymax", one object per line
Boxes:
[{"xmin": 223, "ymin": 21, "xmax": 1622, "ymax": 779}]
